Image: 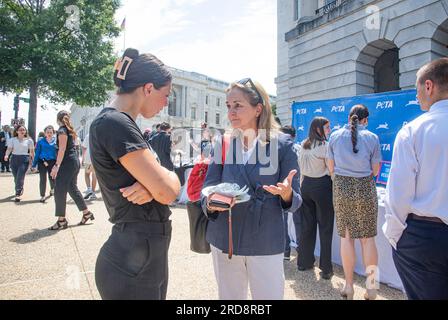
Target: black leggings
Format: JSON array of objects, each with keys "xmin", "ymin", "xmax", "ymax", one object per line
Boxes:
[
  {"xmin": 37, "ymin": 159, "xmax": 56, "ymax": 197},
  {"xmin": 95, "ymin": 221, "xmax": 172, "ymax": 300},
  {"xmin": 54, "ymin": 156, "xmax": 87, "ymax": 217},
  {"xmin": 297, "ymin": 175, "xmax": 335, "ymax": 273}
]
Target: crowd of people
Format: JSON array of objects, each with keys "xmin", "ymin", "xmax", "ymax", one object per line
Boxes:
[
  {"xmin": 1, "ymin": 50, "xmax": 447, "ymax": 301},
  {"xmin": 1, "ymin": 112, "xmax": 97, "ymax": 229}
]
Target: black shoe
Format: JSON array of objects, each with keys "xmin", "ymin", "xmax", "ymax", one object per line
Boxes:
[
  {"xmin": 78, "ymin": 211, "xmax": 95, "ymax": 225},
  {"xmin": 297, "ymin": 265, "xmax": 314, "ymax": 271},
  {"xmin": 0, "ymin": 170, "xmax": 4, "ymax": 173},
  {"xmin": 320, "ymin": 271, "xmax": 334, "ymax": 280},
  {"xmin": 6, "ymin": 169, "xmax": 11, "ymax": 172},
  {"xmin": 49, "ymin": 219, "xmax": 68, "ymax": 230}
]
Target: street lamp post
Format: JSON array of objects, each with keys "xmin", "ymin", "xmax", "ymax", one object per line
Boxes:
[{"xmin": 13, "ymin": 95, "xmax": 19, "ymax": 120}]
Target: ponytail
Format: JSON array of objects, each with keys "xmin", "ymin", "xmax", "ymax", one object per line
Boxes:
[
  {"xmin": 348, "ymin": 104, "xmax": 369, "ymax": 154},
  {"xmin": 57, "ymin": 110, "xmax": 77, "ymax": 140},
  {"xmin": 350, "ymin": 115, "xmax": 359, "ymax": 153}
]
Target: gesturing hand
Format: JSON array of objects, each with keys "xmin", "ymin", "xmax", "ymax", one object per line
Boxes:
[
  {"xmin": 262, "ymin": 169, "xmax": 297, "ymax": 203},
  {"xmin": 120, "ymin": 181, "xmax": 154, "ymax": 205}
]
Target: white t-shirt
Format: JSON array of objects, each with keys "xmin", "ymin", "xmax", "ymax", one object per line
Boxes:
[
  {"xmin": 7, "ymin": 137, "xmax": 34, "ymax": 155},
  {"xmin": 82, "ymin": 134, "xmax": 91, "ymax": 164}
]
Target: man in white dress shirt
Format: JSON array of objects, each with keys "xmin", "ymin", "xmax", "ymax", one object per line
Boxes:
[{"xmin": 383, "ymin": 58, "xmax": 448, "ymax": 300}]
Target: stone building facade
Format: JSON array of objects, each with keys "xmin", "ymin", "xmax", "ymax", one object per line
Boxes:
[
  {"xmin": 70, "ymin": 67, "xmax": 231, "ymax": 141},
  {"xmin": 277, "ymin": 0, "xmax": 448, "ymax": 125}
]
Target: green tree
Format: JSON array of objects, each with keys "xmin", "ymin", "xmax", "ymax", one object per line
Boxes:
[
  {"xmin": 0, "ymin": 0, "xmax": 121, "ymax": 140},
  {"xmin": 271, "ymin": 102, "xmax": 277, "ymax": 116}
]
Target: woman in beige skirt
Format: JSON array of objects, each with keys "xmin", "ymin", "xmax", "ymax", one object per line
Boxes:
[{"xmin": 327, "ymin": 104, "xmax": 382, "ymax": 300}]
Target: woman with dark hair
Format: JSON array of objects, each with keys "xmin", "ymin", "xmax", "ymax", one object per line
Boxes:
[
  {"xmin": 48, "ymin": 111, "xmax": 93, "ymax": 230},
  {"xmin": 32, "ymin": 125, "xmax": 57, "ymax": 202},
  {"xmin": 90, "ymin": 48, "xmax": 180, "ymax": 300},
  {"xmin": 3, "ymin": 125, "xmax": 34, "ymax": 202},
  {"xmin": 327, "ymin": 104, "xmax": 381, "ymax": 300},
  {"xmin": 297, "ymin": 117, "xmax": 335, "ymax": 280}
]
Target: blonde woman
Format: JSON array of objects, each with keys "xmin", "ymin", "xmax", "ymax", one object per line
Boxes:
[{"xmin": 202, "ymin": 78, "xmax": 302, "ymax": 300}]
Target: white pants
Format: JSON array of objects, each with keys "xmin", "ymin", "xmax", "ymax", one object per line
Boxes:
[
  {"xmin": 287, "ymin": 211, "xmax": 298, "ymax": 248},
  {"xmin": 211, "ymin": 245, "xmax": 285, "ymax": 300}
]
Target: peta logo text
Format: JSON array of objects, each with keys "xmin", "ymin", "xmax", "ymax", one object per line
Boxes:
[
  {"xmin": 296, "ymin": 108, "xmax": 307, "ymax": 115},
  {"xmin": 331, "ymin": 105, "xmax": 345, "ymax": 112},
  {"xmin": 376, "ymin": 101, "xmax": 393, "ymax": 109},
  {"xmin": 381, "ymin": 144, "xmax": 391, "ymax": 151}
]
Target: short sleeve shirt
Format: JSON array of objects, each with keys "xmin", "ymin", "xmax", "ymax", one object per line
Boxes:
[
  {"xmin": 89, "ymin": 108, "xmax": 171, "ymax": 224},
  {"xmin": 299, "ymin": 141, "xmax": 329, "ymax": 178},
  {"xmin": 57, "ymin": 126, "xmax": 77, "ymax": 159},
  {"xmin": 327, "ymin": 124, "xmax": 382, "ymax": 178},
  {"xmin": 8, "ymin": 137, "xmax": 34, "ymax": 155}
]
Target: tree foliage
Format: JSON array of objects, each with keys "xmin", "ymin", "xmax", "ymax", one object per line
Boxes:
[{"xmin": 0, "ymin": 0, "xmax": 121, "ymax": 138}]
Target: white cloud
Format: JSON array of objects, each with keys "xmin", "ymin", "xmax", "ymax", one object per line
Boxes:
[
  {"xmin": 117, "ymin": 0, "xmax": 277, "ymax": 94},
  {"xmin": 1, "ymin": 0, "xmax": 278, "ymax": 128}
]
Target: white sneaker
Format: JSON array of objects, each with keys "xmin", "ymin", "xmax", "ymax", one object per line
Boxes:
[
  {"xmin": 89, "ymin": 193, "xmax": 97, "ymax": 200},
  {"xmin": 83, "ymin": 188, "xmax": 92, "ymax": 196}
]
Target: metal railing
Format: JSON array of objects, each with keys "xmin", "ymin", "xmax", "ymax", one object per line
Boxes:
[{"xmin": 315, "ymin": 0, "xmax": 348, "ymax": 16}]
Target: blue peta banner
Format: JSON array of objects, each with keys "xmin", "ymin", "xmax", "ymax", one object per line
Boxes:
[
  {"xmin": 376, "ymin": 161, "xmax": 391, "ymax": 185},
  {"xmin": 291, "ymin": 89, "xmax": 424, "ymax": 163}
]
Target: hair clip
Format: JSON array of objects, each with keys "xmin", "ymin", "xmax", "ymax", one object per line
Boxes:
[{"xmin": 114, "ymin": 56, "xmax": 133, "ymax": 80}]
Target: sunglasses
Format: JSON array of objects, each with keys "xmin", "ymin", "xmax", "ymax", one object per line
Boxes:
[{"xmin": 237, "ymin": 78, "xmax": 264, "ymax": 105}]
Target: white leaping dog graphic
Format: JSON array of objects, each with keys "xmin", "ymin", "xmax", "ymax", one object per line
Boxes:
[
  {"xmin": 406, "ymin": 100, "xmax": 419, "ymax": 107},
  {"xmin": 333, "ymin": 124, "xmax": 341, "ymax": 130},
  {"xmin": 297, "ymin": 126, "xmax": 304, "ymax": 131},
  {"xmin": 314, "ymin": 108, "xmax": 322, "ymax": 113},
  {"xmin": 376, "ymin": 123, "xmax": 389, "ymax": 130}
]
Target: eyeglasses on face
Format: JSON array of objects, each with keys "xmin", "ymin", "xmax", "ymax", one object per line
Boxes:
[{"xmin": 237, "ymin": 78, "xmax": 264, "ymax": 106}]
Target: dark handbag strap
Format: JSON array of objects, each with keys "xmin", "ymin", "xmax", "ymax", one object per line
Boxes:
[{"xmin": 228, "ymin": 208, "xmax": 233, "ymax": 259}]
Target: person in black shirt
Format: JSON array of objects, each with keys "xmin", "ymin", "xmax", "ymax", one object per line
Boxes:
[
  {"xmin": 148, "ymin": 121, "xmax": 174, "ymax": 171},
  {"xmin": 0, "ymin": 125, "xmax": 12, "ymax": 172},
  {"xmin": 49, "ymin": 111, "xmax": 94, "ymax": 230},
  {"xmin": 90, "ymin": 48, "xmax": 180, "ymax": 300}
]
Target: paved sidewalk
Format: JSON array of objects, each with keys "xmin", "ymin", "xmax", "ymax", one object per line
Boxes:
[{"xmin": 0, "ymin": 172, "xmax": 405, "ymax": 300}]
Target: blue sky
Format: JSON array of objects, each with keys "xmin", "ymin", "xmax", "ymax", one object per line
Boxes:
[{"xmin": 0, "ymin": 0, "xmax": 277, "ymax": 130}]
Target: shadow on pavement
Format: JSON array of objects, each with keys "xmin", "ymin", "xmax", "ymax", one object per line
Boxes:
[
  {"xmin": 15, "ymin": 199, "xmax": 45, "ymax": 205},
  {"xmin": 0, "ymin": 195, "xmax": 15, "ymax": 203},
  {"xmin": 10, "ymin": 228, "xmax": 57, "ymax": 244}
]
